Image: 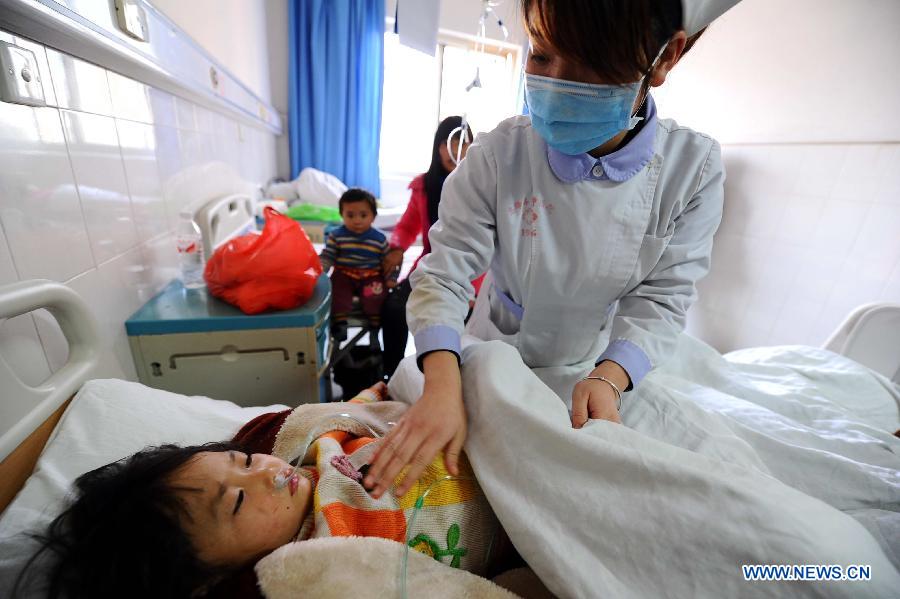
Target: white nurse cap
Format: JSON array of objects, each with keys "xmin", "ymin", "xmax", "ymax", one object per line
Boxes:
[{"xmin": 682, "ymin": 0, "xmax": 742, "ymax": 35}]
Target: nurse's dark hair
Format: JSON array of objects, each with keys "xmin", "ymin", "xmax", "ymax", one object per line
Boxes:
[
  {"xmin": 521, "ymin": 0, "xmax": 698, "ymax": 84},
  {"xmin": 12, "ymin": 441, "xmax": 247, "ymax": 599}
]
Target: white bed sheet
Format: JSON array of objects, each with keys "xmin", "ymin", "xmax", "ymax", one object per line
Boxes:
[
  {"xmin": 0, "ymin": 379, "xmax": 285, "ymax": 594},
  {"xmin": 388, "ymin": 334, "xmax": 900, "ymax": 598}
]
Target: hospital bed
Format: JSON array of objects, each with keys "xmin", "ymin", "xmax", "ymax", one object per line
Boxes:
[
  {"xmin": 0, "ymin": 279, "xmax": 517, "ymax": 597},
  {"xmin": 1, "ymin": 279, "xmax": 898, "ymax": 597},
  {"xmin": 824, "ymin": 302, "xmax": 900, "ymax": 385}
]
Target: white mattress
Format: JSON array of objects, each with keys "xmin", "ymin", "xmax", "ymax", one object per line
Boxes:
[{"xmin": 373, "ymin": 203, "xmax": 406, "ymax": 232}]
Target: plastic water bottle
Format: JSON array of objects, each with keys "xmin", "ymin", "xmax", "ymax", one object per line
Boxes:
[{"xmin": 176, "ymin": 210, "xmax": 205, "ymax": 289}]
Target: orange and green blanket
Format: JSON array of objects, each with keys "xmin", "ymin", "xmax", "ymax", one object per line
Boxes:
[{"xmin": 270, "ymin": 392, "xmax": 498, "ymax": 575}]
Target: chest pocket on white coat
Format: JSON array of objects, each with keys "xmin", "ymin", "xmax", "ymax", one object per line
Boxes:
[{"xmin": 593, "ymin": 156, "xmax": 664, "ymax": 298}]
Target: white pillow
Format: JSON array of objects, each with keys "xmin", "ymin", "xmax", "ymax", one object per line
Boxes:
[
  {"xmin": 0, "ymin": 379, "xmax": 285, "ymax": 593},
  {"xmin": 292, "ymin": 167, "xmax": 348, "ymax": 207}
]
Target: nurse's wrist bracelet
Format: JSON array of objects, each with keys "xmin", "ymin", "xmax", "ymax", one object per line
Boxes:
[{"xmin": 581, "ymin": 375, "xmax": 623, "ymax": 411}]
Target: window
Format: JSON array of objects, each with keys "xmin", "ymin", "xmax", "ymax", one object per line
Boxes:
[
  {"xmin": 379, "ymin": 34, "xmax": 441, "ymax": 182},
  {"xmin": 438, "ymin": 44, "xmax": 520, "ymax": 139},
  {"xmin": 379, "ymin": 31, "xmax": 521, "ymax": 205}
]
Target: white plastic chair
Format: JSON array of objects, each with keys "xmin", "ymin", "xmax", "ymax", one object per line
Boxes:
[{"xmin": 824, "ymin": 302, "xmax": 900, "ymax": 384}]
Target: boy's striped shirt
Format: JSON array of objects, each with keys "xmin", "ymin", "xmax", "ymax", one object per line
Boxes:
[{"xmin": 319, "ymin": 225, "xmax": 397, "ymax": 280}]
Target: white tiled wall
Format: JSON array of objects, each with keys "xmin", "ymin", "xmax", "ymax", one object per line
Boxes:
[
  {"xmin": 0, "ymin": 31, "xmax": 277, "ymax": 385},
  {"xmin": 687, "ymin": 143, "xmax": 900, "ymax": 352},
  {"xmin": 653, "ymin": 0, "xmax": 900, "ymax": 354}
]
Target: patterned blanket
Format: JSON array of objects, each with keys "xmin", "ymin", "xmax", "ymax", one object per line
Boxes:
[{"xmin": 271, "ymin": 398, "xmax": 499, "ymax": 575}]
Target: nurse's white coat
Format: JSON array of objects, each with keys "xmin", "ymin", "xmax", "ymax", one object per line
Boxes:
[{"xmin": 408, "ymin": 114, "xmax": 724, "ymax": 402}]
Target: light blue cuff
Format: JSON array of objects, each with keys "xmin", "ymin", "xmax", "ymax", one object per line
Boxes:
[
  {"xmin": 596, "ymin": 339, "xmax": 652, "ymax": 391},
  {"xmin": 414, "ymin": 325, "xmax": 462, "ymax": 371}
]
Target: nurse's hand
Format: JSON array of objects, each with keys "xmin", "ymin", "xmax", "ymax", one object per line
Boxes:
[
  {"xmin": 571, "ymin": 361, "xmax": 629, "ymax": 427},
  {"xmin": 363, "ymin": 351, "xmax": 465, "ymax": 498}
]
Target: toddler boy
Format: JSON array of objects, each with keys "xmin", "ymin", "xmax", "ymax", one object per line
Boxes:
[{"xmin": 319, "ymin": 188, "xmax": 397, "ymax": 338}]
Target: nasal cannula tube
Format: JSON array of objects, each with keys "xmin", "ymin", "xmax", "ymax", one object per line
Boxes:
[
  {"xmin": 399, "ymin": 475, "xmax": 496, "ymax": 599},
  {"xmin": 274, "ymin": 413, "xmax": 384, "ymax": 489}
]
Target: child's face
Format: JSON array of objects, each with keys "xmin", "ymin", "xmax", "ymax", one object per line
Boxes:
[
  {"xmin": 170, "ymin": 451, "xmax": 312, "ymax": 567},
  {"xmin": 341, "ymin": 201, "xmax": 375, "ymax": 234}
]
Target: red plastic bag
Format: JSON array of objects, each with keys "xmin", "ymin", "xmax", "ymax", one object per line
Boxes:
[{"xmin": 204, "ymin": 207, "xmax": 323, "ymax": 314}]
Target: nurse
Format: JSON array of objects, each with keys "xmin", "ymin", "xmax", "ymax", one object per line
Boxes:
[{"xmin": 365, "ymin": 0, "xmax": 741, "ymax": 499}]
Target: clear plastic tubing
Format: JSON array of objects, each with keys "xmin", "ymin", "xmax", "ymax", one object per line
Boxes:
[
  {"xmin": 400, "ymin": 475, "xmax": 490, "ymax": 599},
  {"xmin": 274, "ymin": 413, "xmax": 382, "ymax": 489}
]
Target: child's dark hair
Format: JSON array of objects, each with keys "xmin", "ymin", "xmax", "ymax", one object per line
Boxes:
[
  {"xmin": 521, "ymin": 0, "xmax": 686, "ymax": 84},
  {"xmin": 13, "ymin": 442, "xmax": 246, "ymax": 599},
  {"xmin": 339, "ymin": 188, "xmax": 377, "ymax": 216}
]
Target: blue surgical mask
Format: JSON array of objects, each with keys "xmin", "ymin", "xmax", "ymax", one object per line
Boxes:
[
  {"xmin": 524, "ymin": 42, "xmax": 667, "ymax": 156},
  {"xmin": 525, "ymin": 74, "xmax": 645, "ymax": 156}
]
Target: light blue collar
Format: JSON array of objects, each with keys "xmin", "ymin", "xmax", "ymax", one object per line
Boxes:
[{"xmin": 546, "ymin": 95, "xmax": 658, "ymax": 184}]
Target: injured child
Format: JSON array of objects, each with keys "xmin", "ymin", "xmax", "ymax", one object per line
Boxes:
[{"xmin": 13, "ymin": 383, "xmax": 513, "ymax": 599}]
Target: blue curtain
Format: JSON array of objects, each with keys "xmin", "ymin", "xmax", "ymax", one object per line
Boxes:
[{"xmin": 288, "ymin": 0, "xmax": 385, "ymax": 195}]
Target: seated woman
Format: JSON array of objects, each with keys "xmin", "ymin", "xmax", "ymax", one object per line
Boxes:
[
  {"xmin": 13, "ymin": 383, "xmax": 514, "ymax": 599},
  {"xmin": 381, "ymin": 116, "xmax": 485, "ymax": 377}
]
